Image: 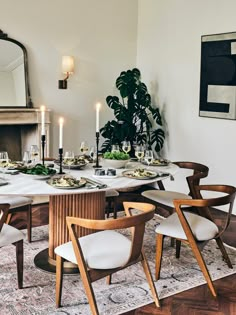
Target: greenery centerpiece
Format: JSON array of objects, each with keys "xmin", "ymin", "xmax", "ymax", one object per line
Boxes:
[{"xmin": 100, "ymin": 68, "xmax": 165, "ymax": 157}]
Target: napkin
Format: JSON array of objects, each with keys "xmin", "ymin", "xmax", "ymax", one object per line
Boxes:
[{"xmin": 81, "ymin": 177, "xmax": 107, "ymax": 189}]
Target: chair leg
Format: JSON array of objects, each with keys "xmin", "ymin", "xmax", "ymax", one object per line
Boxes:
[
  {"xmin": 27, "ymin": 205, "xmax": 32, "ymax": 243},
  {"xmin": 155, "ymin": 234, "xmax": 164, "ymax": 280},
  {"xmin": 15, "ymin": 240, "xmax": 23, "ymax": 289},
  {"xmin": 141, "ymin": 251, "xmax": 160, "ymax": 308},
  {"xmin": 56, "ymin": 255, "xmax": 64, "ymax": 308},
  {"xmin": 215, "ymin": 237, "xmax": 233, "ymax": 269},
  {"xmin": 188, "ymin": 240, "xmax": 217, "ymax": 297},
  {"xmin": 79, "ymin": 269, "xmax": 99, "ymax": 314},
  {"xmin": 176, "ymin": 240, "xmax": 181, "ymax": 258},
  {"xmin": 113, "ymin": 198, "xmax": 117, "ymax": 219},
  {"xmin": 106, "ymin": 274, "xmax": 112, "ymax": 285}
]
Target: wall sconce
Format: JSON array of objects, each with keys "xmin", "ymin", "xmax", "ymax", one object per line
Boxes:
[{"xmin": 58, "ymin": 56, "xmax": 74, "ymax": 89}]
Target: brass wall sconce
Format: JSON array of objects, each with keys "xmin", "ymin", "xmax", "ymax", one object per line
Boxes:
[{"xmin": 58, "ymin": 56, "xmax": 74, "ymax": 89}]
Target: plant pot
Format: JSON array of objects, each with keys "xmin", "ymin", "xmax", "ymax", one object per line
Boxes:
[{"xmin": 102, "ymin": 159, "xmax": 129, "ymax": 169}]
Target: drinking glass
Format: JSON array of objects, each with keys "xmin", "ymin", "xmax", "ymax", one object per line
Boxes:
[
  {"xmin": 122, "ymin": 141, "xmax": 131, "ymax": 154},
  {"xmin": 135, "ymin": 145, "xmax": 145, "ymax": 162},
  {"xmin": 111, "ymin": 144, "xmax": 120, "ymax": 153},
  {"xmin": 0, "ymin": 151, "xmax": 9, "ymax": 163},
  {"xmin": 80, "ymin": 141, "xmax": 89, "ymax": 155},
  {"xmin": 64, "ymin": 151, "xmax": 75, "ymax": 172},
  {"xmin": 23, "ymin": 151, "xmax": 31, "ymax": 166},
  {"xmin": 30, "ymin": 145, "xmax": 39, "ymax": 164},
  {"xmin": 144, "ymin": 150, "xmax": 154, "ymax": 167}
]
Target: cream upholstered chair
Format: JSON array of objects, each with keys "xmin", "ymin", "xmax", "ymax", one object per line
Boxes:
[
  {"xmin": 155, "ymin": 184, "xmax": 236, "ymax": 297},
  {"xmin": 0, "ymin": 196, "xmax": 33, "ymax": 242},
  {"xmin": 142, "ymin": 161, "xmax": 209, "ymax": 213},
  {"xmin": 0, "ymin": 203, "xmax": 25, "ymax": 288},
  {"xmin": 54, "ymin": 202, "xmax": 160, "ymax": 314}
]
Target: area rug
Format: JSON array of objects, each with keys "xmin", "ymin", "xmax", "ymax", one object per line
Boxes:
[{"xmin": 1, "ymin": 215, "xmax": 236, "ymax": 315}]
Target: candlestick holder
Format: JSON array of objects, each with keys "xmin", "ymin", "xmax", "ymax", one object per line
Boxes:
[
  {"xmin": 93, "ymin": 131, "xmax": 102, "ymax": 168},
  {"xmin": 58, "ymin": 148, "xmax": 65, "ymax": 174},
  {"xmin": 41, "ymin": 135, "xmax": 46, "ymax": 166}
]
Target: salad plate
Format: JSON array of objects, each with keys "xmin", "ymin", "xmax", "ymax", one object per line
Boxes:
[
  {"xmin": 122, "ymin": 168, "xmax": 158, "ymax": 180},
  {"xmin": 47, "ymin": 175, "xmax": 87, "ymax": 189}
]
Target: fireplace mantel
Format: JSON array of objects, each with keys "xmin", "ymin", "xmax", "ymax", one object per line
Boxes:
[{"xmin": 0, "ymin": 108, "xmax": 50, "ymax": 125}]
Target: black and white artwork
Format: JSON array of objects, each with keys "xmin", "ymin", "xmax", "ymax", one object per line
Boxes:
[{"xmin": 199, "ymin": 32, "xmax": 236, "ymax": 120}]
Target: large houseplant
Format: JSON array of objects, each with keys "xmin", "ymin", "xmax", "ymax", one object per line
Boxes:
[{"xmin": 100, "ymin": 68, "xmax": 165, "ymax": 156}]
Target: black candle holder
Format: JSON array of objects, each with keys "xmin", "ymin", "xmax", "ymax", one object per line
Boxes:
[
  {"xmin": 41, "ymin": 135, "xmax": 46, "ymax": 166},
  {"xmin": 58, "ymin": 148, "xmax": 65, "ymax": 174},
  {"xmin": 93, "ymin": 131, "xmax": 102, "ymax": 168}
]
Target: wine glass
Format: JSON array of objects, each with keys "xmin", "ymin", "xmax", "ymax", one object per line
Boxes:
[
  {"xmin": 0, "ymin": 151, "xmax": 9, "ymax": 163},
  {"xmin": 30, "ymin": 145, "xmax": 39, "ymax": 164},
  {"xmin": 89, "ymin": 146, "xmax": 96, "ymax": 162},
  {"xmin": 111, "ymin": 144, "xmax": 120, "ymax": 153},
  {"xmin": 122, "ymin": 141, "xmax": 131, "ymax": 154},
  {"xmin": 80, "ymin": 141, "xmax": 89, "ymax": 155},
  {"xmin": 135, "ymin": 145, "xmax": 145, "ymax": 162},
  {"xmin": 64, "ymin": 151, "xmax": 75, "ymax": 172},
  {"xmin": 144, "ymin": 150, "xmax": 154, "ymax": 167}
]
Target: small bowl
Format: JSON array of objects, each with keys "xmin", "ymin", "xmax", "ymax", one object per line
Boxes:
[{"xmin": 102, "ymin": 159, "xmax": 129, "ymax": 169}]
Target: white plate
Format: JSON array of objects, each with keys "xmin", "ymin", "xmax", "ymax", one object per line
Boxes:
[
  {"xmin": 122, "ymin": 169, "xmax": 158, "ymax": 180},
  {"xmin": 93, "ymin": 174, "xmax": 118, "ymax": 179}
]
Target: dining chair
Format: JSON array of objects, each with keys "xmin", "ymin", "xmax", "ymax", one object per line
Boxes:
[
  {"xmin": 54, "ymin": 202, "xmax": 160, "ymax": 314},
  {"xmin": 155, "ymin": 184, "xmax": 236, "ymax": 297},
  {"xmin": 105, "ymin": 189, "xmax": 119, "ymax": 218},
  {"xmin": 0, "ymin": 196, "xmax": 33, "ymax": 242},
  {"xmin": 0, "ymin": 203, "xmax": 24, "ymax": 289},
  {"xmin": 142, "ymin": 161, "xmax": 209, "ymax": 214}
]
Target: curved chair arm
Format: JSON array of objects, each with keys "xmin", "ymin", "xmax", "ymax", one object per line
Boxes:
[
  {"xmin": 123, "ymin": 202, "xmax": 155, "ymax": 217},
  {"xmin": 0, "ymin": 203, "xmax": 10, "ymax": 232}
]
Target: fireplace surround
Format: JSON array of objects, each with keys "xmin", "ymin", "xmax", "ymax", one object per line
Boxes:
[{"xmin": 0, "ymin": 108, "xmax": 50, "ymax": 161}]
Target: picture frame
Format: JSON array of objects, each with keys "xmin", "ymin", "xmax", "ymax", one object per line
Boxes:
[{"xmin": 199, "ymin": 31, "xmax": 236, "ymax": 120}]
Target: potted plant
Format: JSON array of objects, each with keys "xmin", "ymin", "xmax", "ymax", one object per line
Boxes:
[{"xmin": 100, "ymin": 68, "xmax": 165, "ymax": 157}]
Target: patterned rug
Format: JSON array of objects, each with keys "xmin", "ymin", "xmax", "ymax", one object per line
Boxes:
[{"xmin": 1, "ymin": 215, "xmax": 236, "ymax": 315}]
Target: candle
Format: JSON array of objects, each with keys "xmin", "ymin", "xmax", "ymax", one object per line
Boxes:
[
  {"xmin": 59, "ymin": 117, "xmax": 64, "ymax": 148},
  {"xmin": 96, "ymin": 102, "xmax": 101, "ymax": 133},
  {"xmin": 40, "ymin": 105, "xmax": 46, "ymax": 136}
]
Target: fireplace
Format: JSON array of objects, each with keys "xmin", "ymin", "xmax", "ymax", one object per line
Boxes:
[{"xmin": 0, "ymin": 108, "xmax": 50, "ymax": 161}]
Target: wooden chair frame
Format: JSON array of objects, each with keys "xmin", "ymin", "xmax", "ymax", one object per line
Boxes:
[
  {"xmin": 0, "ymin": 203, "xmax": 24, "ymax": 289},
  {"xmin": 55, "ymin": 202, "xmax": 160, "ymax": 314},
  {"xmin": 155, "ymin": 184, "xmax": 236, "ymax": 297}
]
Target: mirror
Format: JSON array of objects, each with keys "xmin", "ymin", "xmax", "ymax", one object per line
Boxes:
[{"xmin": 0, "ymin": 30, "xmax": 32, "ymax": 107}]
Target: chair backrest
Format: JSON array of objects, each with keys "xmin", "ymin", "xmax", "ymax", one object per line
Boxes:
[
  {"xmin": 173, "ymin": 184, "xmax": 236, "ymax": 237},
  {"xmin": 0, "ymin": 203, "xmax": 10, "ymax": 233},
  {"xmin": 66, "ymin": 202, "xmax": 155, "ymax": 267},
  {"xmin": 173, "ymin": 162, "xmax": 209, "ymax": 198}
]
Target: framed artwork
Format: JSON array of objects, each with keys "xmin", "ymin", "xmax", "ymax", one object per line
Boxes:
[{"xmin": 199, "ymin": 32, "xmax": 236, "ymax": 120}]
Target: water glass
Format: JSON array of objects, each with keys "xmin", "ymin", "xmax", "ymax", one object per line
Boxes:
[
  {"xmin": 80, "ymin": 141, "xmax": 89, "ymax": 155},
  {"xmin": 64, "ymin": 151, "xmax": 75, "ymax": 172},
  {"xmin": 144, "ymin": 150, "xmax": 154, "ymax": 167},
  {"xmin": 0, "ymin": 151, "xmax": 9, "ymax": 163},
  {"xmin": 111, "ymin": 144, "xmax": 120, "ymax": 153},
  {"xmin": 23, "ymin": 151, "xmax": 31, "ymax": 165},
  {"xmin": 30, "ymin": 145, "xmax": 39, "ymax": 164}
]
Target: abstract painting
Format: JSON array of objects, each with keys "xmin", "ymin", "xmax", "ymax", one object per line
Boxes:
[{"xmin": 199, "ymin": 32, "xmax": 236, "ymax": 120}]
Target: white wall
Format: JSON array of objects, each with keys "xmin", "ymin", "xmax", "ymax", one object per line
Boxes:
[
  {"xmin": 0, "ymin": 0, "xmax": 137, "ymax": 156},
  {"xmin": 137, "ymin": 0, "xmax": 236, "ymax": 212}
]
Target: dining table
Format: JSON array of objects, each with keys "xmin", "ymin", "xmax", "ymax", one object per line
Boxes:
[{"xmin": 0, "ymin": 161, "xmax": 179, "ymax": 273}]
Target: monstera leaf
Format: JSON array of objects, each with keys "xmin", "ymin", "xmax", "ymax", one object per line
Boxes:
[{"xmin": 100, "ymin": 68, "xmax": 165, "ymax": 155}]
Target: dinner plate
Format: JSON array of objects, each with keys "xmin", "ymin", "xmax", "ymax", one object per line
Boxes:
[
  {"xmin": 47, "ymin": 177, "xmax": 87, "ymax": 189},
  {"xmin": 55, "ymin": 162, "xmax": 88, "ymax": 170},
  {"xmin": 24, "ymin": 174, "xmax": 52, "ymax": 180},
  {"xmin": 142, "ymin": 159, "xmax": 170, "ymax": 167},
  {"xmin": 122, "ymin": 169, "xmax": 158, "ymax": 180}
]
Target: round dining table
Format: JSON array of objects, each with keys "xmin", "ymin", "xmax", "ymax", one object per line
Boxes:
[{"xmin": 0, "ymin": 161, "xmax": 178, "ymax": 272}]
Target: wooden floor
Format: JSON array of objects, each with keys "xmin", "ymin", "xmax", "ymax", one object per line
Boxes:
[{"xmin": 10, "ymin": 189, "xmax": 236, "ymax": 315}]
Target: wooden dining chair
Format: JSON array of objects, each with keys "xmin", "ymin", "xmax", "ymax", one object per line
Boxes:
[
  {"xmin": 142, "ymin": 161, "xmax": 209, "ymax": 214},
  {"xmin": 155, "ymin": 184, "xmax": 236, "ymax": 297},
  {"xmin": 0, "ymin": 196, "xmax": 33, "ymax": 242},
  {"xmin": 54, "ymin": 202, "xmax": 160, "ymax": 314},
  {"xmin": 0, "ymin": 203, "xmax": 24, "ymax": 288}
]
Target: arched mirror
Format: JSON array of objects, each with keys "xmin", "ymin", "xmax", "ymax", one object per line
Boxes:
[{"xmin": 0, "ymin": 30, "xmax": 32, "ymax": 107}]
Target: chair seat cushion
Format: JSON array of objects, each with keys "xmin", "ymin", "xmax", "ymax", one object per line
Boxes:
[
  {"xmin": 155, "ymin": 212, "xmax": 219, "ymax": 241},
  {"xmin": 0, "ymin": 224, "xmax": 24, "ymax": 247},
  {"xmin": 0, "ymin": 196, "xmax": 32, "ymax": 208},
  {"xmin": 55, "ymin": 230, "xmax": 131, "ymax": 269},
  {"xmin": 142, "ymin": 190, "xmax": 192, "ymax": 208}
]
